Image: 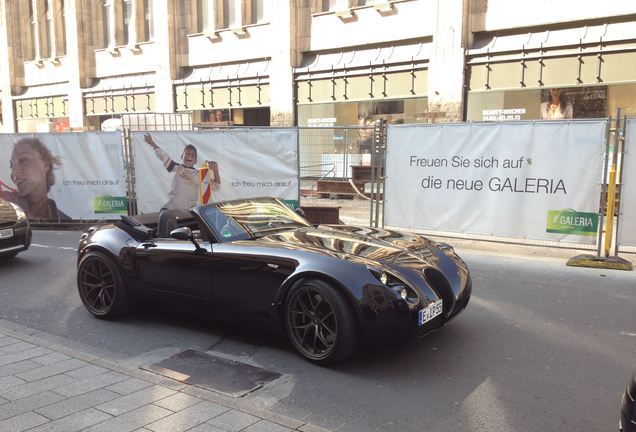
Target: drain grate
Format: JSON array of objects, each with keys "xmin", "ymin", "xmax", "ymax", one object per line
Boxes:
[{"xmin": 144, "ymin": 349, "xmax": 281, "ymax": 397}]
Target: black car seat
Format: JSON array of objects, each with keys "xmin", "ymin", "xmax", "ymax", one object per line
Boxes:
[{"xmin": 157, "ymin": 209, "xmax": 178, "ymax": 238}]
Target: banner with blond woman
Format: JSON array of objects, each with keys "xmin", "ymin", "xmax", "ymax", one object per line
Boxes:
[{"xmin": 0, "ymin": 133, "xmax": 127, "ymax": 221}]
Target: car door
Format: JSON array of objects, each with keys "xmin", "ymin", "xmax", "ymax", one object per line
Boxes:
[{"xmin": 135, "ymin": 238, "xmax": 213, "ymax": 299}]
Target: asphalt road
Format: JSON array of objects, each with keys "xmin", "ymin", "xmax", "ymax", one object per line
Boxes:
[{"xmin": 1, "ymin": 229, "xmax": 635, "ymax": 432}]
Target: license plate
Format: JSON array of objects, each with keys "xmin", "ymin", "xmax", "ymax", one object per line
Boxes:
[
  {"xmin": 418, "ymin": 300, "xmax": 443, "ymax": 326},
  {"xmin": 0, "ymin": 228, "xmax": 13, "ymax": 239}
]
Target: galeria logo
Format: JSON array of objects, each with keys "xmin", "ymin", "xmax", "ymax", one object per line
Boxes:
[
  {"xmin": 546, "ymin": 209, "xmax": 598, "ymax": 236},
  {"xmin": 93, "ymin": 196, "xmax": 128, "ymax": 214}
]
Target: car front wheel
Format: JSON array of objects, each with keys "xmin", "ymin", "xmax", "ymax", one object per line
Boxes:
[
  {"xmin": 284, "ymin": 278, "xmax": 359, "ymax": 364},
  {"xmin": 77, "ymin": 251, "xmax": 129, "ymax": 319}
]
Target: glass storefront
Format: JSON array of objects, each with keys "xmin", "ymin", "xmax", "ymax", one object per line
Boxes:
[{"xmin": 467, "ymin": 83, "xmax": 636, "ymax": 122}]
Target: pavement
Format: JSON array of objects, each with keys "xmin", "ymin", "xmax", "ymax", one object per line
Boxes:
[
  {"xmin": 1, "ymin": 228, "xmax": 633, "ymax": 432},
  {"xmin": 0, "ymin": 320, "xmax": 332, "ymax": 432}
]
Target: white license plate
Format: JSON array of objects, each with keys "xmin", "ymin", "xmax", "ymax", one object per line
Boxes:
[
  {"xmin": 0, "ymin": 228, "xmax": 13, "ymax": 239},
  {"xmin": 418, "ymin": 300, "xmax": 443, "ymax": 326}
]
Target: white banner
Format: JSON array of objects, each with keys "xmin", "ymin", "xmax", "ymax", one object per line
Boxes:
[
  {"xmin": 618, "ymin": 118, "xmax": 636, "ymax": 247},
  {"xmin": 385, "ymin": 121, "xmax": 606, "ymax": 244},
  {"xmin": 132, "ymin": 129, "xmax": 299, "ymax": 213},
  {"xmin": 0, "ymin": 133, "xmax": 126, "ymax": 221}
]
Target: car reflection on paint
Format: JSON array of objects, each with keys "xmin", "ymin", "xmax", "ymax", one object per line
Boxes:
[
  {"xmin": 76, "ymin": 197, "xmax": 471, "ymax": 364},
  {"xmin": 621, "ymin": 368, "xmax": 636, "ymax": 432},
  {"xmin": 0, "ymin": 197, "xmax": 32, "ymax": 258}
]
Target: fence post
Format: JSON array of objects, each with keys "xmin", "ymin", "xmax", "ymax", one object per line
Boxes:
[
  {"xmin": 567, "ymin": 109, "xmax": 632, "ymax": 270},
  {"xmin": 369, "ymin": 119, "xmax": 387, "ymax": 227}
]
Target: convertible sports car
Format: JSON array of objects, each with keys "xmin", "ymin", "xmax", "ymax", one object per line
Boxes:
[
  {"xmin": 76, "ymin": 197, "xmax": 471, "ymax": 364},
  {"xmin": 0, "ymin": 197, "xmax": 32, "ymax": 258},
  {"xmin": 621, "ymin": 368, "xmax": 636, "ymax": 432}
]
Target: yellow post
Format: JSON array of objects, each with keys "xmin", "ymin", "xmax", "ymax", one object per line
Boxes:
[{"xmin": 604, "ymin": 167, "xmax": 617, "ymax": 257}]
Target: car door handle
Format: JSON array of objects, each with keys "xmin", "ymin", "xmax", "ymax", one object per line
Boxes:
[{"xmin": 141, "ymin": 242, "xmax": 157, "ymax": 250}]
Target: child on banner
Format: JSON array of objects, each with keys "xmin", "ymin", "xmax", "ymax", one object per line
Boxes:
[{"xmin": 144, "ymin": 133, "xmax": 221, "ymax": 210}]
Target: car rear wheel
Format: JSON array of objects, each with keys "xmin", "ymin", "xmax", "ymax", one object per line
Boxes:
[
  {"xmin": 77, "ymin": 251, "xmax": 129, "ymax": 319},
  {"xmin": 285, "ymin": 279, "xmax": 359, "ymax": 364}
]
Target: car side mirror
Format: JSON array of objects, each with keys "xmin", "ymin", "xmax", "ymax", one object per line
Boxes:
[
  {"xmin": 171, "ymin": 227, "xmax": 205, "ymax": 253},
  {"xmin": 170, "ymin": 227, "xmax": 192, "ymax": 241}
]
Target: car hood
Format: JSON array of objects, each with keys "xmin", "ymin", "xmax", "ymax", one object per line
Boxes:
[
  {"xmin": 250, "ymin": 224, "xmax": 448, "ymax": 267},
  {"xmin": 0, "ymin": 199, "xmax": 18, "ymax": 224}
]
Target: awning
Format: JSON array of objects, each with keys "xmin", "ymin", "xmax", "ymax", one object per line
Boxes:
[
  {"xmin": 295, "ymin": 41, "xmax": 431, "ymax": 80},
  {"xmin": 83, "ymin": 73, "xmax": 155, "ymax": 97},
  {"xmin": 177, "ymin": 59, "xmax": 271, "ymax": 86},
  {"xmin": 83, "ymin": 73, "xmax": 156, "ymax": 116},
  {"xmin": 466, "ymin": 21, "xmax": 636, "ymax": 91}
]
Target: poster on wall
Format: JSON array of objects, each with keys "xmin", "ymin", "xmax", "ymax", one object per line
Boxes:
[
  {"xmin": 0, "ymin": 132, "xmax": 127, "ymax": 221},
  {"xmin": 618, "ymin": 118, "xmax": 636, "ymax": 247},
  {"xmin": 131, "ymin": 129, "xmax": 299, "ymax": 214},
  {"xmin": 384, "ymin": 121, "xmax": 606, "ymax": 244}
]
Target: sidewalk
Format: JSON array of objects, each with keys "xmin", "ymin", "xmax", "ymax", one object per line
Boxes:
[{"xmin": 0, "ymin": 321, "xmax": 332, "ymax": 432}]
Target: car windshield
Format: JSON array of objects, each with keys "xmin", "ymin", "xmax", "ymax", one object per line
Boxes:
[{"xmin": 199, "ymin": 198, "xmax": 310, "ymax": 242}]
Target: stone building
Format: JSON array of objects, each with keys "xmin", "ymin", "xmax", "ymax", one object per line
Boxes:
[{"xmin": 0, "ymin": 0, "xmax": 634, "ymax": 133}]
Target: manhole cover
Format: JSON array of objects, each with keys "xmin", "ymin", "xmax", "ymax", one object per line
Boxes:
[{"xmin": 144, "ymin": 350, "xmax": 281, "ymax": 397}]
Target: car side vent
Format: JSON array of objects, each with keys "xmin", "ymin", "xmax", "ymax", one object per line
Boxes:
[{"xmin": 423, "ymin": 267, "xmax": 454, "ymax": 316}]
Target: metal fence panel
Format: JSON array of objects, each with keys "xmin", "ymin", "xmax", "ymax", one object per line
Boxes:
[{"xmin": 298, "ymin": 126, "xmax": 383, "ymax": 226}]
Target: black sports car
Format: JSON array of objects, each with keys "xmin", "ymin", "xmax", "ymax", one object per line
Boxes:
[
  {"xmin": 76, "ymin": 197, "xmax": 471, "ymax": 363},
  {"xmin": 621, "ymin": 368, "xmax": 636, "ymax": 432},
  {"xmin": 0, "ymin": 197, "xmax": 32, "ymax": 258}
]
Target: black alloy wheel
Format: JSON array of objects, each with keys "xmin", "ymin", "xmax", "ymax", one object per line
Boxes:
[
  {"xmin": 285, "ymin": 279, "xmax": 358, "ymax": 364},
  {"xmin": 77, "ymin": 251, "xmax": 129, "ymax": 319}
]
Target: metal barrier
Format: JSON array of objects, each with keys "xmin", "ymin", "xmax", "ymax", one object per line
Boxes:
[{"xmin": 297, "ymin": 124, "xmax": 385, "ymax": 227}]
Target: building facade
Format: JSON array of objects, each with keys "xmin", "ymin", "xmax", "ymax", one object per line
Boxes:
[{"xmin": 0, "ymin": 0, "xmax": 635, "ymax": 133}]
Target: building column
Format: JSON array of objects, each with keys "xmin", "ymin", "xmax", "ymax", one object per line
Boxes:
[
  {"xmin": 0, "ymin": 0, "xmax": 16, "ymax": 132},
  {"xmin": 427, "ymin": 0, "xmax": 467, "ymax": 122},
  {"xmin": 65, "ymin": 0, "xmax": 88, "ymax": 129},
  {"xmin": 268, "ymin": 0, "xmax": 302, "ymax": 126},
  {"xmin": 154, "ymin": 0, "xmax": 176, "ymax": 113}
]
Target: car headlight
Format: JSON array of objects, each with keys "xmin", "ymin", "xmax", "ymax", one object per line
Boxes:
[
  {"xmin": 367, "ymin": 266, "xmax": 419, "ymax": 302},
  {"xmin": 10, "ymin": 203, "xmax": 27, "ymax": 221}
]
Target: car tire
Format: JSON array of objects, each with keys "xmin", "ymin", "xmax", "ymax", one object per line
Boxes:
[
  {"xmin": 77, "ymin": 251, "xmax": 130, "ymax": 319},
  {"xmin": 284, "ymin": 278, "xmax": 359, "ymax": 364}
]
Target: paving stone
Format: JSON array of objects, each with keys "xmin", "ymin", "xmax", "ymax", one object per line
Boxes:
[
  {"xmin": 206, "ymin": 409, "xmax": 260, "ymax": 432},
  {"xmin": 0, "ymin": 347, "xmax": 51, "ymax": 367},
  {"xmin": 0, "ymin": 360, "xmax": 41, "ymax": 378},
  {"xmin": 0, "ymin": 341, "xmax": 36, "ymax": 354},
  {"xmin": 35, "ymin": 389, "xmax": 120, "ymax": 420},
  {"xmin": 106, "ymin": 377, "xmax": 153, "ymax": 395},
  {"xmin": 96, "ymin": 385, "xmax": 176, "ymax": 416},
  {"xmin": 146, "ymin": 401, "xmax": 229, "ymax": 432},
  {"xmin": 244, "ymin": 420, "xmax": 294, "ymax": 432},
  {"xmin": 64, "ymin": 364, "xmax": 110, "ymax": 380},
  {"xmin": 0, "ymin": 391, "xmax": 66, "ymax": 421},
  {"xmin": 28, "ymin": 408, "xmax": 112, "ymax": 432},
  {"xmin": 0, "ymin": 396, "xmax": 7, "ymax": 405},
  {"xmin": 0, "ymin": 375, "xmax": 27, "ymax": 390},
  {"xmin": 16, "ymin": 358, "xmax": 87, "ymax": 382},
  {"xmin": 31, "ymin": 353, "xmax": 71, "ymax": 367},
  {"xmin": 0, "ymin": 337, "xmax": 20, "ymax": 348},
  {"xmin": 188, "ymin": 424, "xmax": 227, "ymax": 432},
  {"xmin": 0, "ymin": 374, "xmax": 76, "ymax": 401},
  {"xmin": 153, "ymin": 392, "xmax": 202, "ymax": 412},
  {"xmin": 84, "ymin": 404, "xmax": 172, "ymax": 432},
  {"xmin": 0, "ymin": 411, "xmax": 49, "ymax": 432},
  {"xmin": 52, "ymin": 370, "xmax": 129, "ymax": 397}
]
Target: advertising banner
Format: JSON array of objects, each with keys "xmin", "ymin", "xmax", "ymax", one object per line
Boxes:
[
  {"xmin": 385, "ymin": 121, "xmax": 606, "ymax": 244},
  {"xmin": 618, "ymin": 118, "xmax": 636, "ymax": 247},
  {"xmin": 0, "ymin": 133, "xmax": 127, "ymax": 221},
  {"xmin": 132, "ymin": 129, "xmax": 299, "ymax": 214}
]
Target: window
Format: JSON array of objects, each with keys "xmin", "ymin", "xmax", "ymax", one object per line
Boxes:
[
  {"xmin": 196, "ymin": 0, "xmax": 216, "ymax": 32},
  {"xmin": 122, "ymin": 0, "xmax": 132, "ymax": 45},
  {"xmin": 251, "ymin": 0, "xmax": 269, "ymax": 24},
  {"xmin": 142, "ymin": 0, "xmax": 153, "ymax": 41},
  {"xmin": 223, "ymin": 0, "xmax": 241, "ymax": 28},
  {"xmin": 99, "ymin": 0, "xmax": 111, "ymax": 49},
  {"xmin": 43, "ymin": 0, "xmax": 52, "ymax": 58},
  {"xmin": 27, "ymin": 0, "xmax": 37, "ymax": 60},
  {"xmin": 322, "ymin": 0, "xmax": 338, "ymax": 12}
]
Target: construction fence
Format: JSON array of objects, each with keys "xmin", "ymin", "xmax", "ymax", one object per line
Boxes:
[{"xmin": 0, "ymin": 112, "xmax": 634, "ymax": 258}]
